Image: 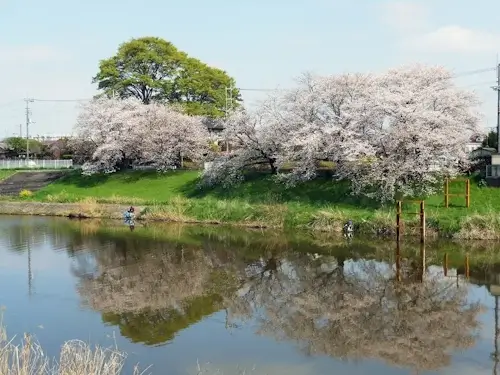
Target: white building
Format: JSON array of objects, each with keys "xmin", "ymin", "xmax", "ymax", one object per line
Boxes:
[{"xmin": 465, "ymin": 135, "xmax": 483, "ymax": 154}]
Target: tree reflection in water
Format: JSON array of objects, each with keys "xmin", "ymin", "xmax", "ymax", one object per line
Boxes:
[
  {"xmin": 76, "ymin": 241, "xmax": 242, "ymax": 345},
  {"xmin": 74, "ymin": 234, "xmax": 482, "ymax": 371},
  {"xmin": 226, "ymin": 247, "xmax": 482, "ymax": 372}
]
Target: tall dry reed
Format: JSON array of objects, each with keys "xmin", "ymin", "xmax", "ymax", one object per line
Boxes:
[{"xmin": 0, "ymin": 319, "xmax": 148, "ymax": 375}]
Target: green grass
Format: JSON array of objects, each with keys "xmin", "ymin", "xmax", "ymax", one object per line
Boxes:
[
  {"xmin": 12, "ymin": 169, "xmax": 500, "ymax": 237},
  {"xmin": 33, "ymin": 170, "xmax": 375, "ymax": 206},
  {"xmin": 35, "ymin": 170, "xmax": 201, "ymax": 202}
]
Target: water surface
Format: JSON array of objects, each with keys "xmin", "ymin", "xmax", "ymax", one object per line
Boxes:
[{"xmin": 0, "ymin": 215, "xmax": 499, "ymax": 374}]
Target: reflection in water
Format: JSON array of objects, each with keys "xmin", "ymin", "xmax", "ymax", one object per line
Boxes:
[
  {"xmin": 68, "ymin": 221, "xmax": 483, "ymax": 372},
  {"xmin": 227, "ymin": 246, "xmax": 480, "ymax": 371},
  {"xmin": 3, "ymin": 217, "xmax": 500, "ymax": 374}
]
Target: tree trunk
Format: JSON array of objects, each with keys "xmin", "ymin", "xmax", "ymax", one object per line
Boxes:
[{"xmin": 269, "ymin": 159, "xmax": 277, "ymax": 174}]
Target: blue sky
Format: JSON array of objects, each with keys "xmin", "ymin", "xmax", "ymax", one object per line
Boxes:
[{"xmin": 1, "ymin": 0, "xmax": 500, "ymax": 137}]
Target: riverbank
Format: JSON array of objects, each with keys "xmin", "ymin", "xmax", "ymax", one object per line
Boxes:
[{"xmin": 0, "ymin": 170, "xmax": 499, "ymax": 239}]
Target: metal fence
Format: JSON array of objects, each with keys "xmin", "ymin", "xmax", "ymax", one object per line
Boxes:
[{"xmin": 0, "ymin": 159, "xmax": 73, "ymax": 169}]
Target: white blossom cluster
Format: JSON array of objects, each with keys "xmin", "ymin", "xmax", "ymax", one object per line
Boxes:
[
  {"xmin": 71, "ymin": 97, "xmax": 210, "ymax": 174},
  {"xmin": 202, "ymin": 64, "xmax": 482, "ymax": 201}
]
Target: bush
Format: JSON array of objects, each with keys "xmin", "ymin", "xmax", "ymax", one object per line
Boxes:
[{"xmin": 19, "ymin": 189, "xmax": 33, "ymax": 198}]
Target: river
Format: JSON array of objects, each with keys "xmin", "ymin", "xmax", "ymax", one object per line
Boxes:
[{"xmin": 0, "ymin": 215, "xmax": 499, "ymax": 374}]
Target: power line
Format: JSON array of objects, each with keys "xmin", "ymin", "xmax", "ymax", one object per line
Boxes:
[
  {"xmin": 32, "ymin": 98, "xmax": 90, "ymax": 102},
  {"xmin": 452, "ymin": 66, "xmax": 497, "ymax": 77},
  {"xmin": 462, "ymin": 80, "xmax": 497, "ymax": 88},
  {"xmin": 0, "ymin": 99, "xmax": 23, "ymax": 109},
  {"xmin": 10, "ymin": 66, "xmax": 499, "ymax": 102},
  {"xmin": 492, "ymin": 64, "xmax": 500, "ymax": 153},
  {"xmin": 238, "ymin": 88, "xmax": 280, "ymax": 92},
  {"xmin": 237, "ymin": 67, "xmax": 498, "ymax": 92}
]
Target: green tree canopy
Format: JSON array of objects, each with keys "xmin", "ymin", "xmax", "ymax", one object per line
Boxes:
[
  {"xmin": 483, "ymin": 130, "xmax": 498, "ymax": 150},
  {"xmin": 5, "ymin": 137, "xmax": 44, "ymax": 156},
  {"xmin": 92, "ymin": 36, "xmax": 241, "ymax": 117}
]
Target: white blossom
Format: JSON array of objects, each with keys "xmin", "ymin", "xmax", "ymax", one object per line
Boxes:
[
  {"xmin": 72, "ymin": 97, "xmax": 145, "ymax": 174},
  {"xmin": 344, "ymin": 64, "xmax": 481, "ymax": 201},
  {"xmin": 141, "ymin": 103, "xmax": 208, "ymax": 172},
  {"xmin": 72, "ymin": 97, "xmax": 209, "ymax": 174},
  {"xmin": 205, "ymin": 64, "xmax": 482, "ymax": 202},
  {"xmin": 201, "ymin": 106, "xmax": 289, "ymax": 187}
]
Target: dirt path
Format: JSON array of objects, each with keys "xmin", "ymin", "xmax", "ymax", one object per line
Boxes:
[{"xmin": 0, "ymin": 171, "xmax": 65, "ymax": 196}]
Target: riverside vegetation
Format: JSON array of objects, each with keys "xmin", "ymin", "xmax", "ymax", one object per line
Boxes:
[
  {"xmin": 2, "ymin": 169, "xmax": 498, "ymax": 240},
  {"xmin": 0, "ymin": 318, "xmax": 147, "ymax": 375}
]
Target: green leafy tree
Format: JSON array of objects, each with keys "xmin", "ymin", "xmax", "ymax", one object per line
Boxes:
[
  {"xmin": 92, "ymin": 36, "xmax": 241, "ymax": 117},
  {"xmin": 5, "ymin": 137, "xmax": 43, "ymax": 157},
  {"xmin": 483, "ymin": 131, "xmax": 498, "ymax": 150}
]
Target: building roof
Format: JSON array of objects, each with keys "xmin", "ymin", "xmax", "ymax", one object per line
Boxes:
[
  {"xmin": 203, "ymin": 118, "xmax": 225, "ymax": 131},
  {"xmin": 0, "ymin": 142, "xmax": 11, "ymax": 151}
]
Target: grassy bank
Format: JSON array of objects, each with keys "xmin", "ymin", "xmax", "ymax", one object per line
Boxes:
[{"xmin": 3, "ymin": 170, "xmax": 500, "ymax": 239}]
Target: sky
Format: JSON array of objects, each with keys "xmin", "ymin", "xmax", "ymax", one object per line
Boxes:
[{"xmin": 1, "ymin": 0, "xmax": 500, "ymax": 138}]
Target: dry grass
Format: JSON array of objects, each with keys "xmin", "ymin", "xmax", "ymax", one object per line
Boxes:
[
  {"xmin": 77, "ymin": 197, "xmax": 105, "ymax": 218},
  {"xmin": 308, "ymin": 209, "xmax": 351, "ymax": 232},
  {"xmin": 250, "ymin": 204, "xmax": 288, "ymax": 228},
  {"xmin": 0, "ymin": 319, "xmax": 148, "ymax": 375},
  {"xmin": 95, "ymin": 196, "xmax": 148, "ymax": 205},
  {"xmin": 308, "ymin": 208, "xmax": 399, "ymax": 234},
  {"xmin": 43, "ymin": 191, "xmax": 72, "ymax": 203},
  {"xmin": 140, "ymin": 198, "xmax": 193, "ymax": 222},
  {"xmin": 454, "ymin": 212, "xmax": 500, "ymax": 240}
]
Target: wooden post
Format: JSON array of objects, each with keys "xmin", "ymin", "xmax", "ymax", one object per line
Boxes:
[
  {"xmin": 395, "ymin": 241, "xmax": 401, "ymax": 282},
  {"xmin": 465, "ymin": 179, "xmax": 471, "ymax": 208},
  {"xmin": 444, "ymin": 178, "xmax": 449, "ymax": 208},
  {"xmin": 465, "ymin": 254, "xmax": 470, "ymax": 279},
  {"xmin": 443, "ymin": 253, "xmax": 448, "ymax": 277},
  {"xmin": 396, "ymin": 201, "xmax": 402, "ymax": 241},
  {"xmin": 419, "ymin": 200, "xmax": 425, "ymax": 243}
]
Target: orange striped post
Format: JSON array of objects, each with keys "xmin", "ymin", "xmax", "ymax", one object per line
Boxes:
[
  {"xmin": 465, "ymin": 254, "xmax": 470, "ymax": 279},
  {"xmin": 466, "ymin": 179, "xmax": 471, "ymax": 208},
  {"xmin": 419, "ymin": 200, "xmax": 425, "ymax": 243},
  {"xmin": 443, "ymin": 253, "xmax": 448, "ymax": 277},
  {"xmin": 444, "ymin": 178, "xmax": 450, "ymax": 208},
  {"xmin": 396, "ymin": 201, "xmax": 402, "ymax": 242}
]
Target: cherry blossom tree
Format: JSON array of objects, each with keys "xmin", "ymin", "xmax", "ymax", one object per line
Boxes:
[
  {"xmin": 274, "ymin": 72, "xmax": 381, "ymax": 184},
  {"xmin": 72, "ymin": 97, "xmax": 210, "ymax": 174},
  {"xmin": 140, "ymin": 103, "xmax": 209, "ymax": 171},
  {"xmin": 71, "ymin": 97, "xmax": 146, "ymax": 174},
  {"xmin": 201, "ymin": 105, "xmax": 290, "ymax": 187},
  {"xmin": 277, "ymin": 65, "xmax": 481, "ymax": 201},
  {"xmin": 203, "ymin": 65, "xmax": 482, "ymax": 201},
  {"xmin": 341, "ymin": 64, "xmax": 482, "ymax": 201}
]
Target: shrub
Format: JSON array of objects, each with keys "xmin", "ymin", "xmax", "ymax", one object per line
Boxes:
[{"xmin": 19, "ymin": 189, "xmax": 33, "ymax": 198}]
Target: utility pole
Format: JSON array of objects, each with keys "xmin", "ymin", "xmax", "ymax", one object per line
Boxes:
[
  {"xmin": 492, "ymin": 64, "xmax": 500, "ymax": 153},
  {"xmin": 19, "ymin": 124, "xmax": 22, "ymax": 138},
  {"xmin": 224, "ymin": 86, "xmax": 234, "ymax": 115},
  {"xmin": 497, "ymin": 64, "xmax": 500, "ymax": 154},
  {"xmin": 24, "ymin": 98, "xmax": 34, "ymax": 160},
  {"xmin": 224, "ymin": 86, "xmax": 234, "ymax": 154}
]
